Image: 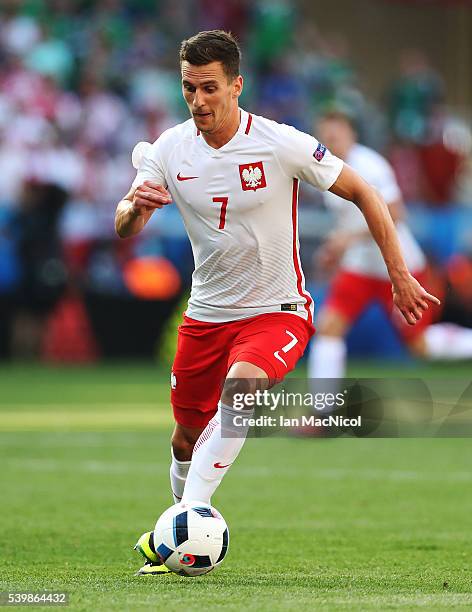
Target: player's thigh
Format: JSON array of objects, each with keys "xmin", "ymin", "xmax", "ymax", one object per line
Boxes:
[
  {"xmin": 228, "ymin": 313, "xmax": 315, "ymax": 385},
  {"xmin": 171, "ymin": 317, "xmax": 230, "ymax": 429}
]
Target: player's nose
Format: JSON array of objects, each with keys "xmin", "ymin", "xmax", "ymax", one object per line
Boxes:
[{"xmin": 193, "ymin": 88, "xmax": 207, "ymax": 109}]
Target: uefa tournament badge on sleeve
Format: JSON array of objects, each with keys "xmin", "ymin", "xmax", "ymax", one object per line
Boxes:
[{"xmin": 313, "ymin": 142, "xmax": 327, "ymax": 162}]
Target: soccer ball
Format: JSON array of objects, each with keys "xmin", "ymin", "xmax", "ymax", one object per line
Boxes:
[{"xmin": 153, "ymin": 501, "xmax": 229, "ymax": 577}]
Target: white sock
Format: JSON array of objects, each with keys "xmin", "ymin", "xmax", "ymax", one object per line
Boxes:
[
  {"xmin": 182, "ymin": 402, "xmax": 254, "ymax": 505},
  {"xmin": 424, "ymin": 323, "xmax": 472, "ymax": 359},
  {"xmin": 308, "ymin": 335, "xmax": 347, "ymax": 379},
  {"xmin": 169, "ymin": 448, "xmax": 191, "ymax": 504}
]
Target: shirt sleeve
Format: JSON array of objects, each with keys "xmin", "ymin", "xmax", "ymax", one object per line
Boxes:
[
  {"xmin": 131, "ymin": 138, "xmax": 167, "ymax": 189},
  {"xmin": 274, "ymin": 123, "xmax": 344, "ymax": 191}
]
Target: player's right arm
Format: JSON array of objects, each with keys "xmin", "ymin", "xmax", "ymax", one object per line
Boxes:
[
  {"xmin": 115, "ymin": 181, "xmax": 172, "ymax": 238},
  {"xmin": 116, "ymin": 135, "xmax": 174, "ymax": 238}
]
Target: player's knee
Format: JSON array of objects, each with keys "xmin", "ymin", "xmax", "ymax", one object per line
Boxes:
[
  {"xmin": 221, "ymin": 361, "xmax": 269, "ymax": 409},
  {"xmin": 221, "ymin": 377, "xmax": 251, "ymax": 407}
]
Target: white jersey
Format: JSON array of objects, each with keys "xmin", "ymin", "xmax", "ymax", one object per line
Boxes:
[
  {"xmin": 132, "ymin": 109, "xmax": 343, "ymax": 323},
  {"xmin": 323, "ymin": 143, "xmax": 425, "ymax": 279}
]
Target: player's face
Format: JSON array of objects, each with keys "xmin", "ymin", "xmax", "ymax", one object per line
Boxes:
[
  {"xmin": 181, "ymin": 61, "xmax": 242, "ymax": 134},
  {"xmin": 317, "ymin": 118, "xmax": 355, "ymax": 160}
]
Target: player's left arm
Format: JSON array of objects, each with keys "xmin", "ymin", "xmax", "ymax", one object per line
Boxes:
[
  {"xmin": 329, "ymin": 164, "xmax": 440, "ymax": 325},
  {"xmin": 321, "ymin": 196, "xmax": 404, "ymax": 264}
]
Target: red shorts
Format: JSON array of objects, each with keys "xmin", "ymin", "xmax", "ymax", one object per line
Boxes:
[
  {"xmin": 171, "ymin": 313, "xmax": 315, "ymax": 428},
  {"xmin": 324, "ymin": 269, "xmax": 435, "ymax": 341}
]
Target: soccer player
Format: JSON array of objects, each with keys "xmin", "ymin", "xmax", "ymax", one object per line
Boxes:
[
  {"xmin": 308, "ymin": 110, "xmax": 472, "ymax": 381},
  {"xmin": 115, "ymin": 31, "xmax": 439, "ymax": 574}
]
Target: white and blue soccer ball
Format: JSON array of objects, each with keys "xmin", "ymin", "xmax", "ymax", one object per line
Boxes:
[{"xmin": 153, "ymin": 501, "xmax": 229, "ymax": 577}]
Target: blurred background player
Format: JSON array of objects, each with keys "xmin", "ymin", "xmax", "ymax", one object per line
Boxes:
[{"xmin": 308, "ymin": 110, "xmax": 472, "ymax": 380}]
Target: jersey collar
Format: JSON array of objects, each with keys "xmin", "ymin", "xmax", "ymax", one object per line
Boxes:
[{"xmin": 196, "ymin": 108, "xmax": 251, "ymax": 154}]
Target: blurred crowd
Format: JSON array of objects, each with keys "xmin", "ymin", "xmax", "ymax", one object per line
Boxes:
[{"xmin": 0, "ymin": 0, "xmax": 471, "ymax": 360}]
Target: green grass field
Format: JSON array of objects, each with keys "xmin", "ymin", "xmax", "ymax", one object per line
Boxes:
[{"xmin": 1, "ymin": 362, "xmax": 471, "ymax": 610}]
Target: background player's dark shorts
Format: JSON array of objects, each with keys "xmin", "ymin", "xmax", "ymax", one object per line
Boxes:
[
  {"xmin": 324, "ymin": 268, "xmax": 436, "ymax": 341},
  {"xmin": 171, "ymin": 312, "xmax": 315, "ymax": 428}
]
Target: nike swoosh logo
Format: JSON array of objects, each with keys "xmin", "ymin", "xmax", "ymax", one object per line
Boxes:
[
  {"xmin": 177, "ymin": 172, "xmax": 198, "ymax": 181},
  {"xmin": 214, "ymin": 462, "xmax": 232, "ymax": 469},
  {"xmin": 273, "ymin": 351, "xmax": 288, "ymax": 367},
  {"xmin": 273, "ymin": 330, "xmax": 299, "ymax": 368}
]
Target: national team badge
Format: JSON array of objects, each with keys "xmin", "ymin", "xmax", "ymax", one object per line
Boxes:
[
  {"xmin": 313, "ymin": 142, "xmax": 327, "ymax": 162},
  {"xmin": 239, "ymin": 161, "xmax": 267, "ymax": 191}
]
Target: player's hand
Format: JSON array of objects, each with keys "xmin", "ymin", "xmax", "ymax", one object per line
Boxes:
[
  {"xmin": 392, "ymin": 273, "xmax": 441, "ymax": 325},
  {"xmin": 131, "ymin": 181, "xmax": 172, "ymax": 215}
]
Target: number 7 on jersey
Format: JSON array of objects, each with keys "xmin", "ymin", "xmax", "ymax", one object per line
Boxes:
[{"xmin": 212, "ymin": 197, "xmax": 228, "ymax": 230}]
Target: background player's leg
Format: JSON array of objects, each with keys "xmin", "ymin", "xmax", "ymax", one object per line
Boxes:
[
  {"xmin": 309, "ymin": 271, "xmax": 372, "ymax": 380},
  {"xmin": 408, "ymin": 323, "xmax": 472, "ymax": 360},
  {"xmin": 182, "ymin": 361, "xmax": 269, "ymax": 505},
  {"xmin": 169, "ymin": 424, "xmax": 203, "ymax": 503},
  {"xmin": 308, "ymin": 308, "xmax": 349, "ymax": 379},
  {"xmin": 386, "ymin": 270, "xmax": 472, "ymax": 360}
]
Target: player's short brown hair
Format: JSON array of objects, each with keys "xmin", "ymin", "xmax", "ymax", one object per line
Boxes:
[{"xmin": 180, "ymin": 30, "xmax": 241, "ymax": 81}]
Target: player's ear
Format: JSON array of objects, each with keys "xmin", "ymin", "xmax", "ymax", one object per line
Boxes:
[{"xmin": 232, "ymin": 75, "xmax": 243, "ymax": 99}]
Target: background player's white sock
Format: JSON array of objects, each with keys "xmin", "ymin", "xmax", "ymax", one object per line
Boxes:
[
  {"xmin": 169, "ymin": 448, "xmax": 191, "ymax": 503},
  {"xmin": 182, "ymin": 402, "xmax": 254, "ymax": 505},
  {"xmin": 423, "ymin": 323, "xmax": 472, "ymax": 359},
  {"xmin": 308, "ymin": 335, "xmax": 347, "ymax": 379}
]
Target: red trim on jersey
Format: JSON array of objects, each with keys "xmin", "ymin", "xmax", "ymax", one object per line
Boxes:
[
  {"xmin": 244, "ymin": 113, "xmax": 253, "ymax": 135},
  {"xmin": 196, "ymin": 129, "xmax": 200, "ymax": 136},
  {"xmin": 291, "ymin": 178, "xmax": 313, "ymax": 324}
]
